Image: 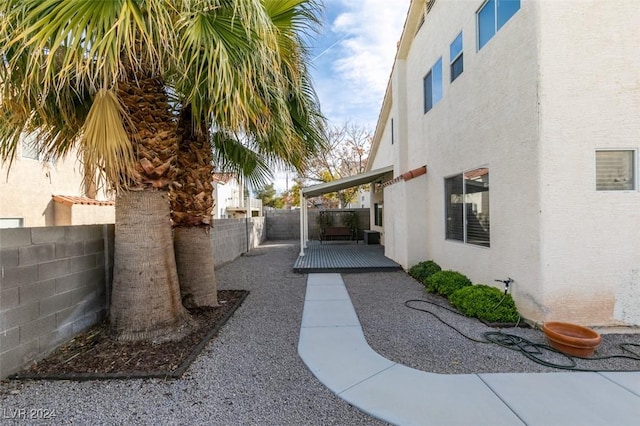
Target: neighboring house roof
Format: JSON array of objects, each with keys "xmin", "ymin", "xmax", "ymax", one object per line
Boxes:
[
  {"xmin": 212, "ymin": 173, "xmax": 235, "ymax": 184},
  {"xmin": 52, "ymin": 195, "xmax": 115, "ymax": 206}
]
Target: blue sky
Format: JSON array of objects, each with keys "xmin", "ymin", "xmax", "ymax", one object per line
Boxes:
[
  {"xmin": 273, "ymin": 0, "xmax": 410, "ymax": 192},
  {"xmin": 308, "ymin": 0, "xmax": 411, "ymax": 129}
]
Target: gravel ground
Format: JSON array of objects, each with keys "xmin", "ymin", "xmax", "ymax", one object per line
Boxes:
[
  {"xmin": 2, "ymin": 240, "xmax": 639, "ymax": 425},
  {"xmin": 344, "ymin": 270, "xmax": 640, "ymax": 374},
  {"xmin": 0, "ymin": 241, "xmax": 384, "ymax": 426}
]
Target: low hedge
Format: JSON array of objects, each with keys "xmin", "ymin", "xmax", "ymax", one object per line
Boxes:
[
  {"xmin": 408, "ymin": 260, "xmax": 441, "ymax": 284},
  {"xmin": 449, "ymin": 285, "xmax": 520, "ymax": 323},
  {"xmin": 426, "ymin": 270, "xmax": 472, "ymax": 297}
]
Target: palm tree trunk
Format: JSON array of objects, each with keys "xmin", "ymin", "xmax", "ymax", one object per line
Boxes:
[
  {"xmin": 110, "ymin": 190, "xmax": 193, "ymax": 341},
  {"xmin": 174, "ymin": 227, "xmax": 218, "ymax": 308},
  {"xmin": 110, "ymin": 69, "xmax": 193, "ymax": 341},
  {"xmin": 170, "ymin": 108, "xmax": 218, "ymax": 307}
]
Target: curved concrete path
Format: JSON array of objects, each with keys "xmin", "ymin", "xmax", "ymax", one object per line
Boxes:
[{"xmin": 298, "ymin": 273, "xmax": 640, "ymax": 426}]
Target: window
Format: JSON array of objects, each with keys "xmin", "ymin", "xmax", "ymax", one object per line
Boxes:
[
  {"xmin": 374, "ymin": 203, "xmax": 383, "ymax": 226},
  {"xmin": 450, "ymin": 32, "xmax": 463, "ymax": 82},
  {"xmin": 477, "ymin": 0, "xmax": 520, "ymax": 50},
  {"xmin": 423, "ymin": 57, "xmax": 443, "ymax": 113},
  {"xmin": 0, "ymin": 218, "xmax": 24, "ymax": 228},
  {"xmin": 445, "ymin": 168, "xmax": 490, "ymax": 247},
  {"xmin": 596, "ymin": 150, "xmax": 636, "ymax": 191},
  {"xmin": 391, "ymin": 118, "xmax": 394, "ymax": 144},
  {"xmin": 21, "ymin": 133, "xmax": 55, "ymax": 163},
  {"xmin": 21, "ymin": 138, "xmax": 39, "ymax": 160}
]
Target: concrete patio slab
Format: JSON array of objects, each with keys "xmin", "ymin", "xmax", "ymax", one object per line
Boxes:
[
  {"xmin": 299, "ymin": 273, "xmax": 640, "ymax": 426},
  {"xmin": 599, "ymin": 371, "xmax": 640, "ymax": 396},
  {"xmin": 304, "ymin": 284, "xmax": 350, "ymax": 301},
  {"xmin": 301, "ymin": 299, "xmax": 360, "ymax": 327},
  {"xmin": 479, "ymin": 372, "xmax": 640, "ymax": 425},
  {"xmin": 340, "ymin": 365, "xmax": 525, "ymax": 426},
  {"xmin": 307, "ymin": 273, "xmax": 344, "ymax": 286},
  {"xmin": 298, "ymin": 326, "xmax": 395, "ymax": 394}
]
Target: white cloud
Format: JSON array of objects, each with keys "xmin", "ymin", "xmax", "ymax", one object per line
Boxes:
[{"xmin": 312, "ymin": 0, "xmax": 410, "ymax": 128}]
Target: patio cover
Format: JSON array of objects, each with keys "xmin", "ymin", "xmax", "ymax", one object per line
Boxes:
[
  {"xmin": 302, "ymin": 165, "xmax": 394, "ymax": 197},
  {"xmin": 299, "ymin": 165, "xmax": 393, "ymax": 256}
]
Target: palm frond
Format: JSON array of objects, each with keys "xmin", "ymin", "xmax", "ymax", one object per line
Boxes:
[
  {"xmin": 1, "ymin": 0, "xmax": 172, "ymax": 95},
  {"xmin": 211, "ymin": 131, "xmax": 273, "ymax": 189},
  {"xmin": 79, "ymin": 89, "xmax": 136, "ymax": 192},
  {"xmin": 173, "ymin": 0, "xmax": 287, "ymax": 138}
]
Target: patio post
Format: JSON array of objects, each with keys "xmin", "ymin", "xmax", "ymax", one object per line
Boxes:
[
  {"xmin": 299, "ymin": 189, "xmax": 305, "ymax": 256},
  {"xmin": 303, "ymin": 196, "xmax": 309, "ymax": 248}
]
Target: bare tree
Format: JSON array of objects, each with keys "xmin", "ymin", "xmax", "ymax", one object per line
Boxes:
[{"xmin": 303, "ymin": 122, "xmax": 372, "ymax": 207}]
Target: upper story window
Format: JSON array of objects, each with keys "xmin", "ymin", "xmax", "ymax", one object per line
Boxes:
[
  {"xmin": 450, "ymin": 32, "xmax": 463, "ymax": 82},
  {"xmin": 21, "ymin": 138, "xmax": 39, "ymax": 160},
  {"xmin": 20, "ymin": 133, "xmax": 55, "ymax": 163},
  {"xmin": 477, "ymin": 0, "xmax": 520, "ymax": 50},
  {"xmin": 391, "ymin": 118, "xmax": 395, "ymax": 145},
  {"xmin": 423, "ymin": 57, "xmax": 443, "ymax": 113},
  {"xmin": 596, "ymin": 150, "xmax": 636, "ymax": 191}
]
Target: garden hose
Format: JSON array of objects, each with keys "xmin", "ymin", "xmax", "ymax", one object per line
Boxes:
[{"xmin": 404, "ymin": 299, "xmax": 640, "ymax": 372}]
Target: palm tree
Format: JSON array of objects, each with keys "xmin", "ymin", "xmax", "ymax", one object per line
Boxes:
[
  {"xmin": 169, "ymin": 0, "xmax": 326, "ymax": 308},
  {"xmin": 0, "ymin": 0, "xmax": 296, "ymax": 341}
]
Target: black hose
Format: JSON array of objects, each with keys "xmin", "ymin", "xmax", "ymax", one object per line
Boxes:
[{"xmin": 404, "ymin": 299, "xmax": 640, "ymax": 372}]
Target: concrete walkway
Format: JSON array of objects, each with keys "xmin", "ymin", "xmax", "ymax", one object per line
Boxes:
[{"xmin": 298, "ymin": 273, "xmax": 640, "ymax": 426}]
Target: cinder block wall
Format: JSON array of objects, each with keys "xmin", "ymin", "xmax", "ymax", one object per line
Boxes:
[
  {"xmin": 211, "ymin": 217, "xmax": 266, "ymax": 266},
  {"xmin": 0, "ymin": 219, "xmax": 265, "ymax": 379},
  {"xmin": 265, "ymin": 209, "xmax": 371, "ymax": 241},
  {"xmin": 0, "ymin": 225, "xmax": 114, "ymax": 379}
]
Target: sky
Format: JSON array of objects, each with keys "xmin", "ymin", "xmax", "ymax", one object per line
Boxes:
[
  {"xmin": 273, "ymin": 0, "xmax": 411, "ymax": 193},
  {"xmin": 309, "ymin": 0, "xmax": 411, "ymax": 129}
]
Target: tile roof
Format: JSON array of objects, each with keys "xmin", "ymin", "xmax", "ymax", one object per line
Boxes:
[
  {"xmin": 52, "ymin": 195, "xmax": 115, "ymax": 207},
  {"xmin": 211, "ymin": 173, "xmax": 237, "ymax": 184}
]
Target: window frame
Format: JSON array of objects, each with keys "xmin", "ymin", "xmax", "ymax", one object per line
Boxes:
[
  {"xmin": 21, "ymin": 137, "xmax": 40, "ymax": 160},
  {"xmin": 444, "ymin": 167, "xmax": 490, "ymax": 248},
  {"xmin": 391, "ymin": 118, "xmax": 395, "ymax": 145},
  {"xmin": 450, "ymin": 31, "xmax": 463, "ymax": 82},
  {"xmin": 423, "ymin": 57, "xmax": 443, "ymax": 114},
  {"xmin": 374, "ymin": 203, "xmax": 383, "ymax": 226},
  {"xmin": 0, "ymin": 218, "xmax": 24, "ymax": 228},
  {"xmin": 595, "ymin": 149, "xmax": 637, "ymax": 192},
  {"xmin": 477, "ymin": 0, "xmax": 520, "ymax": 51},
  {"xmin": 20, "ymin": 133, "xmax": 55, "ymax": 164}
]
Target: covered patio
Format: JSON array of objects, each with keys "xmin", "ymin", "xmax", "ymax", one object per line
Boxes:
[
  {"xmin": 294, "ymin": 165, "xmax": 400, "ymax": 273},
  {"xmin": 293, "ymin": 241, "xmax": 401, "ymax": 273}
]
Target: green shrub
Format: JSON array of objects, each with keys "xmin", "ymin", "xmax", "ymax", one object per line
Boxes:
[
  {"xmin": 449, "ymin": 285, "xmax": 520, "ymax": 323},
  {"xmin": 408, "ymin": 260, "xmax": 441, "ymax": 283},
  {"xmin": 426, "ymin": 270, "xmax": 472, "ymax": 296}
]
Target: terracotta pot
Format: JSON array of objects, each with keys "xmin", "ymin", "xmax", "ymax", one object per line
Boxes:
[{"xmin": 543, "ymin": 321, "xmax": 601, "ymax": 357}]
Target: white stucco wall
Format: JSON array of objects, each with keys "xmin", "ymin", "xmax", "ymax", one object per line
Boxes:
[
  {"xmin": 393, "ymin": 0, "xmax": 542, "ymax": 301},
  {"xmin": 212, "ymin": 180, "xmax": 242, "ymax": 219},
  {"xmin": 372, "ymin": 0, "xmax": 640, "ymax": 326},
  {"xmin": 0, "ymin": 148, "xmax": 88, "ymax": 227},
  {"xmin": 536, "ymin": 0, "xmax": 640, "ymax": 325},
  {"xmin": 70, "ymin": 204, "xmax": 115, "ymax": 226},
  {"xmin": 369, "ymin": 110, "xmax": 396, "ymax": 246}
]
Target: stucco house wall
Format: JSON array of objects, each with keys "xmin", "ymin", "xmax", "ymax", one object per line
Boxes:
[
  {"xmin": 212, "ymin": 174, "xmax": 262, "ymax": 219},
  {"xmin": 0, "ymin": 145, "xmax": 114, "ymax": 227},
  {"xmin": 535, "ymin": 0, "xmax": 640, "ymax": 325},
  {"xmin": 369, "ymin": 0, "xmax": 640, "ymax": 327}
]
